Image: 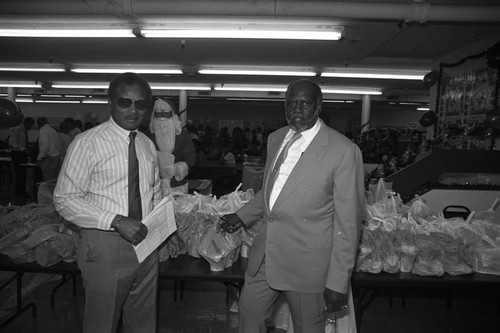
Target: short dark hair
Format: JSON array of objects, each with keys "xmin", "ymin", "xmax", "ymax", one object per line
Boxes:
[
  {"xmin": 23, "ymin": 117, "xmax": 35, "ymax": 126},
  {"xmin": 285, "ymin": 79, "xmax": 323, "ymax": 106},
  {"xmin": 108, "ymin": 72, "xmax": 152, "ymax": 101},
  {"xmin": 37, "ymin": 117, "xmax": 48, "ymax": 127}
]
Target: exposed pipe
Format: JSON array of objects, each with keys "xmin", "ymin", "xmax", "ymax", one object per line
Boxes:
[{"xmin": 1, "ymin": 0, "xmax": 499, "ymax": 23}]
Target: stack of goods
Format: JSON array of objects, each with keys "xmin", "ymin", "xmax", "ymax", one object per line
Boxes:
[
  {"xmin": 357, "ymin": 179, "xmax": 500, "ymax": 276},
  {"xmin": 173, "ymin": 185, "xmax": 258, "ymax": 271},
  {"xmin": 0, "ymin": 203, "xmax": 79, "ymax": 266}
]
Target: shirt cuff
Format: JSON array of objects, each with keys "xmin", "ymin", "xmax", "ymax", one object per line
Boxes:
[{"xmin": 98, "ymin": 210, "xmax": 117, "ymax": 230}]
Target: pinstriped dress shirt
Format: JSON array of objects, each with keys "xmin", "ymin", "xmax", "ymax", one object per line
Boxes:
[{"xmin": 53, "ymin": 117, "xmax": 161, "ymax": 230}]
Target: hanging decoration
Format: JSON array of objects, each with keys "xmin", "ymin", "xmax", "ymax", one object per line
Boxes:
[{"xmin": 0, "ymin": 98, "xmax": 23, "ymax": 128}]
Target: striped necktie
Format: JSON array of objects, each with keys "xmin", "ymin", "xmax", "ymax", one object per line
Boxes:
[
  {"xmin": 267, "ymin": 132, "xmax": 302, "ymax": 202},
  {"xmin": 128, "ymin": 131, "xmax": 142, "ymax": 219}
]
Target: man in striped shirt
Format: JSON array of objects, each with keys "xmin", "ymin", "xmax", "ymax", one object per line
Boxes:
[{"xmin": 54, "ymin": 72, "xmax": 162, "ymax": 333}]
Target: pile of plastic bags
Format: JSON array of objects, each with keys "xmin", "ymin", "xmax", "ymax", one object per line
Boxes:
[
  {"xmin": 357, "ymin": 179, "xmax": 500, "ymax": 276},
  {"xmin": 0, "ymin": 203, "xmax": 79, "ymax": 266},
  {"xmin": 172, "ymin": 185, "xmax": 261, "ymax": 271}
]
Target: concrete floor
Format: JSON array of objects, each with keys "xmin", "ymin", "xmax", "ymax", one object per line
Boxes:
[{"xmin": 0, "ymin": 273, "xmax": 499, "ymax": 333}]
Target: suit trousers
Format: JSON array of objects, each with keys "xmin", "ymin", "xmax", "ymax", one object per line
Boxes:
[
  {"xmin": 77, "ymin": 229, "xmax": 159, "ymax": 333},
  {"xmin": 239, "ymin": 258, "xmax": 326, "ymax": 333}
]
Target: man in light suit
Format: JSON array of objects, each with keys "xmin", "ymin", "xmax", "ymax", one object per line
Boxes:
[{"xmin": 219, "ymin": 79, "xmax": 365, "ymax": 333}]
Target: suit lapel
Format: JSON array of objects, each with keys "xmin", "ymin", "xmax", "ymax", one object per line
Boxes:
[{"xmin": 271, "ymin": 123, "xmax": 329, "ymax": 212}]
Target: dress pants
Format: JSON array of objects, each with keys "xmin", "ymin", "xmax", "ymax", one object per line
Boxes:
[
  {"xmin": 239, "ymin": 259, "xmax": 326, "ymax": 333},
  {"xmin": 239, "ymin": 259, "xmax": 357, "ymax": 333},
  {"xmin": 77, "ymin": 229, "xmax": 159, "ymax": 333}
]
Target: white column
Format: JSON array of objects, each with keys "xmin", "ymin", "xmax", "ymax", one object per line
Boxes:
[
  {"xmin": 361, "ymin": 94, "xmax": 371, "ymax": 134},
  {"xmin": 7, "ymin": 87, "xmax": 16, "ymax": 102},
  {"xmin": 179, "ymin": 90, "xmax": 187, "ymax": 128}
]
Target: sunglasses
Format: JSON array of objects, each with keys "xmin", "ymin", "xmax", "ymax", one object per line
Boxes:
[{"xmin": 114, "ymin": 97, "xmax": 150, "ymax": 111}]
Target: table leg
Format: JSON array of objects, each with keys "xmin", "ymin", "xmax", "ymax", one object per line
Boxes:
[
  {"xmin": 0, "ymin": 272, "xmax": 37, "ymax": 330},
  {"xmin": 354, "ymin": 287, "xmax": 374, "ymax": 333},
  {"xmin": 51, "ymin": 274, "xmax": 76, "ymax": 308}
]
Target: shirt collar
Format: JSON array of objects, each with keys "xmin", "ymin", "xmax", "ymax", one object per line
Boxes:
[
  {"xmin": 286, "ymin": 119, "xmax": 321, "ymax": 145},
  {"xmin": 109, "ymin": 117, "xmax": 138, "ymax": 140}
]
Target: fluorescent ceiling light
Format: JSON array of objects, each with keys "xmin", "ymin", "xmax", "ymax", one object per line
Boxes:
[
  {"xmin": 65, "ymin": 94, "xmax": 87, "ymax": 98},
  {"xmin": 140, "ymin": 17, "xmax": 343, "ymax": 40},
  {"xmin": 150, "ymin": 84, "xmax": 212, "ymax": 91},
  {"xmin": 82, "ymin": 99, "xmax": 108, "ymax": 104},
  {"xmin": 324, "ymin": 100, "xmax": 355, "ymax": 103},
  {"xmin": 141, "ymin": 29, "xmax": 342, "ymax": 40},
  {"xmin": 40, "ymin": 94, "xmax": 63, "ymax": 98},
  {"xmin": 0, "ymin": 29, "xmax": 135, "ymax": 38},
  {"xmin": 71, "ymin": 65, "xmax": 182, "ymax": 74},
  {"xmin": 0, "ymin": 82, "xmax": 41, "ymax": 88},
  {"xmin": 199, "ymin": 67, "xmax": 316, "ymax": 76},
  {"xmin": 321, "ymin": 68, "xmax": 426, "ymax": 80},
  {"xmin": 226, "ymin": 98, "xmax": 284, "ymax": 102},
  {"xmin": 52, "ymin": 83, "xmax": 109, "ymax": 89},
  {"xmin": 417, "ymin": 107, "xmax": 430, "ymax": 111},
  {"xmin": 36, "ymin": 100, "xmax": 81, "ymax": 104},
  {"xmin": 322, "ymin": 88, "xmax": 382, "ymax": 95},
  {"xmin": 0, "ymin": 63, "xmax": 66, "ymax": 72},
  {"xmin": 15, "ymin": 98, "xmax": 33, "ymax": 103},
  {"xmin": 215, "ymin": 84, "xmax": 287, "ymax": 92}
]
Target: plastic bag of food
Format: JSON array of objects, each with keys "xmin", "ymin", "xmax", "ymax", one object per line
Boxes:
[
  {"xmin": 394, "ymin": 229, "xmax": 419, "ymax": 273},
  {"xmin": 379, "ymin": 230, "xmax": 400, "ymax": 273},
  {"xmin": 356, "ymin": 228, "xmax": 382, "ymax": 273},
  {"xmin": 197, "ymin": 222, "xmax": 242, "ymax": 271},
  {"xmin": 34, "ymin": 240, "xmax": 61, "ymax": 267},
  {"xmin": 411, "ymin": 234, "xmax": 445, "ymax": 276},
  {"xmin": 431, "ymin": 232, "xmax": 473, "ymax": 275},
  {"xmin": 408, "ymin": 196, "xmax": 435, "ymax": 219},
  {"xmin": 21, "ymin": 223, "xmax": 60, "ymax": 250},
  {"xmin": 472, "ymin": 241, "xmax": 500, "ymax": 276},
  {"xmin": 0, "ymin": 243, "xmax": 35, "ymax": 263}
]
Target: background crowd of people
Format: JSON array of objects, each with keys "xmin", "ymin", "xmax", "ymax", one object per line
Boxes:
[{"xmin": 6, "ymin": 116, "xmax": 98, "ymax": 201}]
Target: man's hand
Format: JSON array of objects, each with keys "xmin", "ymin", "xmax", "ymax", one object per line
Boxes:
[
  {"xmin": 323, "ymin": 288, "xmax": 348, "ymax": 313},
  {"xmin": 216, "ymin": 213, "xmax": 243, "ymax": 233},
  {"xmin": 173, "ymin": 162, "xmax": 189, "ymax": 181},
  {"xmin": 113, "ymin": 215, "xmax": 148, "ymax": 246}
]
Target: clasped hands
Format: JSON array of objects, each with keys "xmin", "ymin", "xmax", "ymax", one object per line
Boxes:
[
  {"xmin": 164, "ymin": 162, "xmax": 189, "ymax": 181},
  {"xmin": 113, "ymin": 215, "xmax": 148, "ymax": 246},
  {"xmin": 216, "ymin": 213, "xmax": 243, "ymax": 234}
]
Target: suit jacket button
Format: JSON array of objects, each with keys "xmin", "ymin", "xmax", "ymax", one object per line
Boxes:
[{"xmin": 269, "ymin": 218, "xmax": 273, "ymax": 222}]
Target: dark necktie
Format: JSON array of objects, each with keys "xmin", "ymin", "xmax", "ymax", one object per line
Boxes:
[
  {"xmin": 128, "ymin": 131, "xmax": 142, "ymax": 219},
  {"xmin": 267, "ymin": 132, "xmax": 302, "ymax": 202}
]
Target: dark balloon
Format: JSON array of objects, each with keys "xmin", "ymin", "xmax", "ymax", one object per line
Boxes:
[
  {"xmin": 423, "ymin": 71, "xmax": 439, "ymax": 88},
  {"xmin": 484, "ymin": 109, "xmax": 500, "ymax": 129},
  {"xmin": 419, "ymin": 111, "xmax": 437, "ymax": 127},
  {"xmin": 0, "ymin": 98, "xmax": 23, "ymax": 128}
]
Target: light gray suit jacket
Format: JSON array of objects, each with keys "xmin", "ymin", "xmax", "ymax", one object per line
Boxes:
[{"xmin": 236, "ymin": 120, "xmax": 365, "ymax": 294}]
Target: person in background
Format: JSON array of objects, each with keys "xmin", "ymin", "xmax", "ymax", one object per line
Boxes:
[
  {"xmin": 36, "ymin": 117, "xmax": 61, "ymax": 181},
  {"xmin": 65, "ymin": 117, "xmax": 82, "ymax": 140},
  {"xmin": 53, "ymin": 72, "xmax": 161, "ymax": 333},
  {"xmin": 220, "ymin": 143, "xmax": 236, "ymax": 165},
  {"xmin": 218, "ymin": 79, "xmax": 365, "ymax": 333},
  {"xmin": 9, "ymin": 116, "xmax": 35, "ymax": 198},
  {"xmin": 58, "ymin": 120, "xmax": 71, "ymax": 163},
  {"xmin": 83, "ymin": 121, "xmax": 94, "ymax": 131},
  {"xmin": 148, "ymin": 98, "xmax": 196, "ymax": 195}
]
